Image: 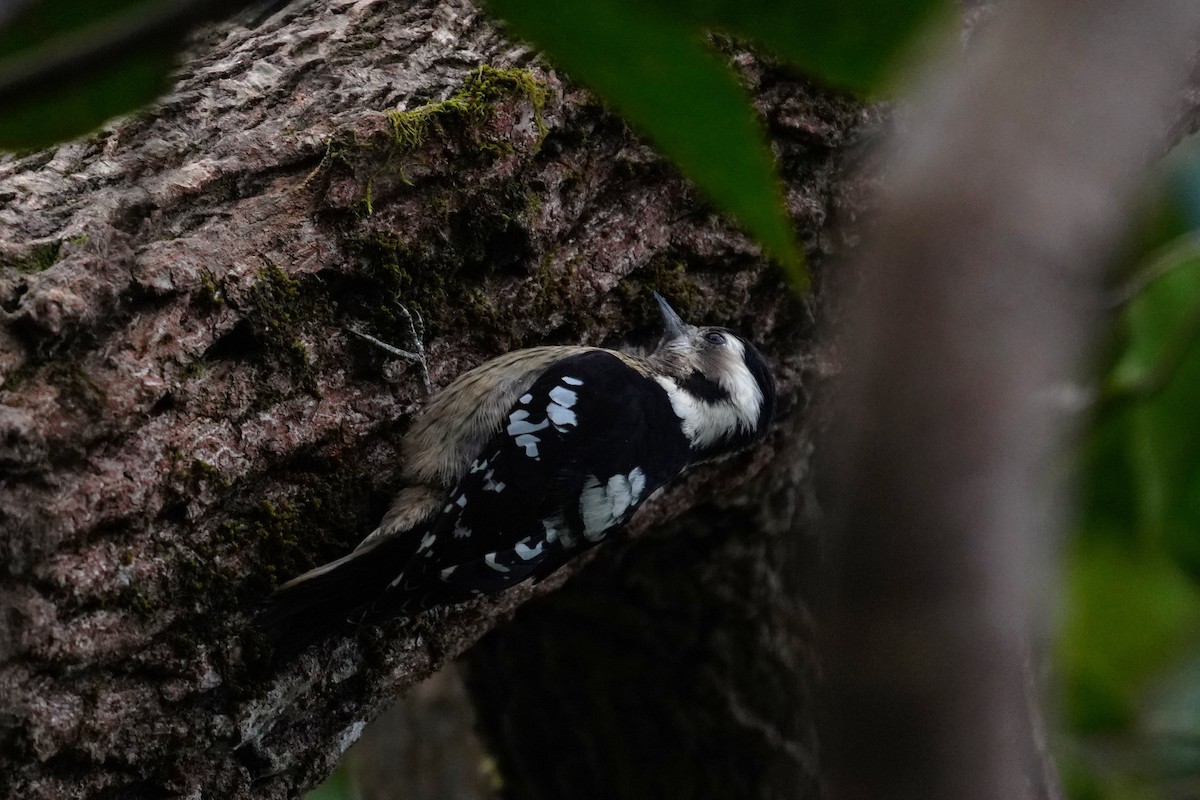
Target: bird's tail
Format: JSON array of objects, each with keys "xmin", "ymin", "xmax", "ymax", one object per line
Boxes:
[{"xmin": 257, "ymin": 531, "xmax": 419, "ymax": 659}]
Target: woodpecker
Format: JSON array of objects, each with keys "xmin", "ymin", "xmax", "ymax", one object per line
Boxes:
[{"xmin": 260, "ymin": 294, "xmax": 775, "ymax": 654}]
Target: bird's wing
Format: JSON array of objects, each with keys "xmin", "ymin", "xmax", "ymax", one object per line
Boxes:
[{"xmin": 373, "ymin": 350, "xmax": 692, "ymax": 615}]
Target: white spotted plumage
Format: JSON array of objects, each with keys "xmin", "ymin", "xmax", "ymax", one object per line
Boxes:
[
  {"xmin": 506, "ymin": 410, "xmax": 548, "ymax": 436},
  {"xmin": 262, "ymin": 294, "xmax": 775, "ymax": 655},
  {"xmin": 579, "ymin": 470, "xmax": 649, "ymax": 541},
  {"xmin": 514, "ymin": 538, "xmax": 544, "ymax": 560}
]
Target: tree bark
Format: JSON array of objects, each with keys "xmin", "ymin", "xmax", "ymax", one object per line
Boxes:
[{"xmin": 0, "ymin": 1, "xmax": 870, "ymax": 797}]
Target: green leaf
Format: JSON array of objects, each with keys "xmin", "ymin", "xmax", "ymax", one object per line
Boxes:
[
  {"xmin": 0, "ymin": 51, "xmax": 174, "ymax": 150},
  {"xmin": 1066, "ymin": 229, "xmax": 1200, "ymax": 733},
  {"xmin": 639, "ymin": 0, "xmax": 950, "ymax": 92},
  {"xmin": 1058, "ymin": 541, "xmax": 1200, "ymax": 732},
  {"xmin": 1109, "ymin": 249, "xmax": 1200, "ymax": 577},
  {"xmin": 0, "ymin": 0, "xmax": 152, "ymax": 59},
  {"xmin": 0, "ymin": 0, "xmax": 209, "ymax": 150},
  {"xmin": 304, "ymin": 766, "xmax": 354, "ymax": 800},
  {"xmin": 487, "ymin": 0, "xmax": 806, "ymax": 285},
  {"xmin": 1062, "ymin": 146, "xmax": 1200, "ymax": 795}
]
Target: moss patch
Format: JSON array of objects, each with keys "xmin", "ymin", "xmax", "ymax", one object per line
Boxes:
[
  {"xmin": 384, "ymin": 64, "xmax": 548, "ymax": 157},
  {"xmin": 240, "ymin": 263, "xmax": 331, "ymax": 401},
  {"xmin": 165, "ymin": 462, "xmax": 385, "ymax": 653},
  {"xmin": 620, "ymin": 257, "xmax": 703, "ymax": 328},
  {"xmin": 197, "ymin": 269, "xmax": 225, "ymax": 307},
  {"xmin": 1, "ymin": 240, "xmax": 61, "ymax": 274},
  {"xmin": 163, "ymin": 458, "xmax": 389, "ymax": 675},
  {"xmin": 316, "ymin": 65, "xmax": 551, "ymax": 217},
  {"xmin": 314, "ymin": 65, "xmax": 554, "ymax": 349},
  {"xmin": 169, "ymin": 450, "xmax": 230, "ymax": 492},
  {"xmin": 344, "ymin": 232, "xmax": 433, "ymax": 343},
  {"xmin": 341, "ymin": 177, "xmax": 536, "ymax": 345},
  {"xmin": 43, "ymin": 360, "xmax": 106, "ymax": 418}
]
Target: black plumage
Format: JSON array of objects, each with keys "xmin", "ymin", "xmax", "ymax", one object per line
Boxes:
[
  {"xmin": 260, "ymin": 295, "xmax": 776, "ymax": 658},
  {"xmin": 261, "ymin": 351, "xmax": 690, "ymax": 654},
  {"xmin": 376, "ymin": 350, "xmax": 690, "ymax": 611}
]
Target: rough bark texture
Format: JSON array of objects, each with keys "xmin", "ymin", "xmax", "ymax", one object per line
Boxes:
[{"xmin": 0, "ymin": 0, "xmax": 870, "ymax": 797}]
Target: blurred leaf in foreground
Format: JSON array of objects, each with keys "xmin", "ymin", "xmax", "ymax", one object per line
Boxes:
[
  {"xmin": 641, "ymin": 0, "xmax": 947, "ymax": 92},
  {"xmin": 487, "ymin": 0, "xmax": 947, "ymax": 287},
  {"xmin": 0, "ymin": 0, "xmax": 242, "ymax": 150}
]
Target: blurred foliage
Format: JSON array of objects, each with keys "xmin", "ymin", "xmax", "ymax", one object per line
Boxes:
[
  {"xmin": 304, "ymin": 766, "xmax": 353, "ymax": 800},
  {"xmin": 0, "ymin": 0, "xmax": 187, "ymax": 149},
  {"xmin": 0, "ymin": 52, "xmax": 175, "ymax": 150},
  {"xmin": 0, "ymin": 0, "xmax": 948, "ymax": 285},
  {"xmin": 0, "ymin": 0, "xmax": 142, "ymax": 55},
  {"xmin": 1061, "ymin": 136, "xmax": 1200, "ymax": 800}
]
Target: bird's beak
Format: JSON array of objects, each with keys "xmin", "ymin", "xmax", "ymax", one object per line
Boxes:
[{"xmin": 654, "ymin": 292, "xmax": 689, "ymax": 341}]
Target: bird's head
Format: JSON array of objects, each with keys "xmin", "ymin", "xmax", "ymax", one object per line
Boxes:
[{"xmin": 647, "ymin": 292, "xmax": 776, "ymax": 456}]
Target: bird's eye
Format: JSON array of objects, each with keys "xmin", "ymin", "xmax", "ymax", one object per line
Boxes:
[{"xmin": 705, "ymin": 331, "xmax": 726, "ymax": 345}]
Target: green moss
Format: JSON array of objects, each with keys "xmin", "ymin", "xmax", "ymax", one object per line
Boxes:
[
  {"xmin": 243, "ymin": 263, "xmax": 329, "ymax": 399},
  {"xmin": 384, "ymin": 65, "xmax": 548, "ymax": 156},
  {"xmin": 197, "ymin": 269, "xmax": 225, "ymax": 307},
  {"xmin": 360, "ymin": 177, "xmax": 375, "ymax": 216},
  {"xmin": 316, "ymin": 130, "xmax": 360, "ymax": 173},
  {"xmin": 532, "ymin": 248, "xmax": 569, "ymax": 310},
  {"xmin": 323, "ymin": 67, "xmax": 550, "ymax": 347},
  {"xmin": 247, "ymin": 263, "xmax": 302, "ymax": 329},
  {"xmin": 509, "ymin": 249, "xmax": 593, "ymax": 342},
  {"xmin": 127, "ymin": 587, "xmax": 157, "ymax": 616},
  {"xmin": 620, "ymin": 258, "xmax": 703, "ymax": 325},
  {"xmin": 181, "ymin": 359, "xmax": 208, "ymax": 380},
  {"xmin": 349, "ymin": 232, "xmax": 433, "ymax": 340},
  {"xmin": 466, "ymin": 65, "xmax": 549, "ymax": 139},
  {"xmin": 2, "ymin": 240, "xmax": 61, "ymax": 274},
  {"xmin": 154, "ymin": 450, "xmax": 405, "ymax": 690},
  {"xmin": 169, "ymin": 450, "xmax": 230, "ymax": 490},
  {"xmin": 191, "ymin": 458, "xmax": 223, "ymax": 483},
  {"xmin": 160, "ymin": 460, "xmax": 384, "ymax": 681},
  {"xmin": 313, "ymin": 65, "xmax": 550, "ymax": 212},
  {"xmin": 44, "ymin": 360, "xmax": 105, "ymax": 415},
  {"xmin": 177, "ymin": 465, "xmax": 380, "ymax": 618},
  {"xmin": 347, "ymin": 181, "xmax": 534, "ymax": 346},
  {"xmin": 1, "ymin": 344, "xmax": 111, "ymax": 402}
]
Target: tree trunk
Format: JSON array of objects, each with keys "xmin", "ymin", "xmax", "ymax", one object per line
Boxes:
[
  {"xmin": 822, "ymin": 4, "xmax": 1200, "ymax": 800},
  {"xmin": 0, "ymin": 0, "xmax": 870, "ymax": 797}
]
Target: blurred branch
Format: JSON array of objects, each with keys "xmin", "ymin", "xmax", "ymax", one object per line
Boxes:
[
  {"xmin": 0, "ymin": 0, "xmax": 38, "ymax": 30},
  {"xmin": 1113, "ymin": 234, "xmax": 1200, "ymax": 308},
  {"xmin": 0, "ymin": 0, "xmax": 263, "ymax": 108},
  {"xmin": 1024, "ymin": 650, "xmax": 1066, "ymax": 800},
  {"xmin": 1103, "ymin": 293, "xmax": 1200, "ymax": 405},
  {"xmin": 826, "ymin": 3, "xmax": 1200, "ymax": 800}
]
